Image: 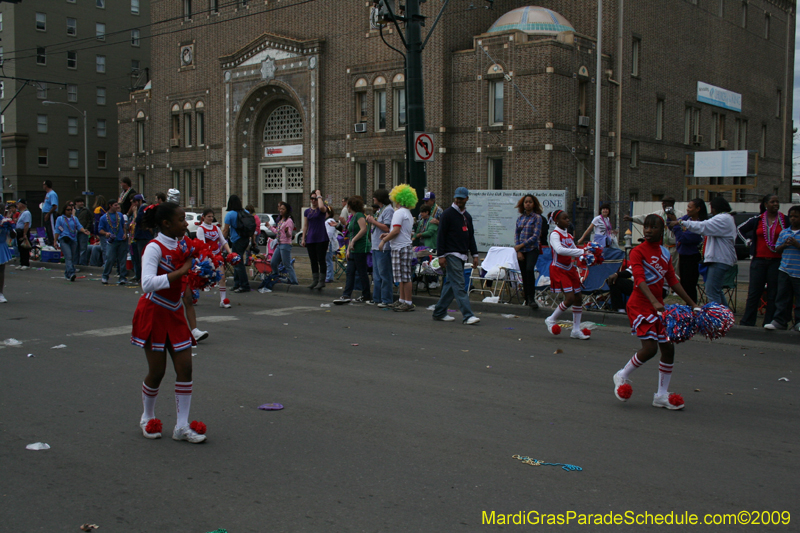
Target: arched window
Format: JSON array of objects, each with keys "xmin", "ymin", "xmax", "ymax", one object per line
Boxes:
[
  {"xmin": 195, "ymin": 101, "xmax": 205, "ymax": 146},
  {"xmin": 263, "ymin": 105, "xmax": 303, "ymax": 142},
  {"xmin": 171, "ymin": 103, "xmax": 181, "ymax": 144},
  {"xmin": 136, "ymin": 110, "xmax": 145, "ymax": 152}
]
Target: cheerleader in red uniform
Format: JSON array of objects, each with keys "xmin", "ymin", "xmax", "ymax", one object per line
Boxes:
[
  {"xmin": 545, "ymin": 210, "xmax": 590, "ymax": 339},
  {"xmin": 131, "ymin": 202, "xmax": 207, "ymax": 443},
  {"xmin": 196, "ymin": 208, "xmax": 232, "ymax": 308},
  {"xmin": 612, "ymin": 214, "xmax": 697, "ymax": 410}
]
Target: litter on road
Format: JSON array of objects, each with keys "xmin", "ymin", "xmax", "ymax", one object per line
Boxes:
[
  {"xmin": 258, "ymin": 403, "xmax": 284, "ymax": 411},
  {"xmin": 778, "ymin": 377, "xmax": 790, "ymax": 381},
  {"xmin": 51, "ymin": 344, "xmax": 67, "ymax": 349},
  {"xmin": 26, "ymin": 442, "xmax": 50, "ymax": 451},
  {"xmin": 3, "ymin": 338, "xmax": 22, "ymax": 346}
]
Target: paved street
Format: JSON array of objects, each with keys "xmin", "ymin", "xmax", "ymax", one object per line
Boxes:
[{"xmin": 1, "ymin": 268, "xmax": 798, "ymax": 532}]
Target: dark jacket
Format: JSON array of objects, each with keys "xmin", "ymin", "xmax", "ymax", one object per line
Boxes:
[
  {"xmin": 737, "ymin": 212, "xmax": 787, "ymax": 258},
  {"xmin": 436, "ymin": 206, "xmax": 478, "ymax": 258}
]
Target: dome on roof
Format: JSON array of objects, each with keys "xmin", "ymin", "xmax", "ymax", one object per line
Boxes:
[{"xmin": 488, "ymin": 6, "xmax": 574, "ymax": 36}]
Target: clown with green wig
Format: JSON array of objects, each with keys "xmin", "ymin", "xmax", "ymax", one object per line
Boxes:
[{"xmin": 379, "ymin": 184, "xmax": 419, "ymax": 312}]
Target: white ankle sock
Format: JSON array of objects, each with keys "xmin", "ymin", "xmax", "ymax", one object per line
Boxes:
[
  {"xmin": 175, "ymin": 381, "xmax": 193, "ymax": 428},
  {"xmin": 658, "ymin": 362, "xmax": 673, "ymax": 396},
  {"xmin": 142, "ymin": 383, "xmax": 159, "ymax": 421},
  {"xmin": 219, "ymin": 287, "xmax": 227, "ymax": 302},
  {"xmin": 572, "ymin": 306, "xmax": 583, "ymax": 330},
  {"xmin": 619, "ymin": 354, "xmax": 643, "ymax": 380}
]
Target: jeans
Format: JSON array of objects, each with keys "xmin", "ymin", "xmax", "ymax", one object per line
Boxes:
[
  {"xmin": 132, "ymin": 239, "xmax": 152, "ymax": 281},
  {"xmin": 271, "ymin": 243, "xmax": 298, "ymax": 284},
  {"xmin": 771, "ymin": 270, "xmax": 800, "ymax": 329},
  {"xmin": 59, "ymin": 237, "xmax": 78, "ymax": 279},
  {"xmin": 741, "ymin": 257, "xmax": 781, "ymax": 326},
  {"xmin": 372, "ymin": 249, "xmax": 394, "ymax": 304},
  {"xmin": 232, "ymin": 238, "xmax": 250, "ymax": 290},
  {"xmin": 103, "ymin": 239, "xmax": 128, "ymax": 282},
  {"xmin": 678, "ymin": 253, "xmax": 701, "ymax": 304},
  {"xmin": 98, "ymin": 237, "xmax": 108, "ymax": 264},
  {"xmin": 704, "ymin": 262, "xmax": 732, "ymax": 307},
  {"xmin": 433, "ymin": 256, "xmax": 474, "ymax": 321},
  {"xmin": 306, "ymin": 240, "xmax": 328, "ymax": 279},
  {"xmin": 77, "ymin": 232, "xmax": 89, "ymax": 265},
  {"xmin": 519, "ymin": 249, "xmax": 539, "ymax": 304},
  {"xmin": 325, "ymin": 244, "xmax": 335, "ymax": 282},
  {"xmin": 343, "ymin": 252, "xmax": 371, "ymax": 300}
]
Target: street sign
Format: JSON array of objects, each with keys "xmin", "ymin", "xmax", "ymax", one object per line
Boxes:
[
  {"xmin": 81, "ymin": 191, "xmax": 95, "ymax": 196},
  {"xmin": 414, "ymin": 132, "xmax": 434, "ymax": 162}
]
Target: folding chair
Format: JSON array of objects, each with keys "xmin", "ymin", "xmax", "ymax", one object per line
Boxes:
[
  {"xmin": 534, "ymin": 247, "xmax": 558, "ymax": 308},
  {"xmin": 468, "ymin": 247, "xmax": 519, "ymax": 302},
  {"xmin": 697, "ymin": 263, "xmax": 738, "ymax": 313},
  {"xmin": 580, "ymin": 248, "xmax": 625, "ymax": 311}
]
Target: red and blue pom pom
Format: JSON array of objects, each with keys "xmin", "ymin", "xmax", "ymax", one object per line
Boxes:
[
  {"xmin": 578, "ymin": 241, "xmax": 605, "ymax": 268},
  {"xmin": 694, "ymin": 302, "xmax": 734, "ymax": 340},
  {"xmin": 663, "ymin": 304, "xmax": 698, "ymax": 343}
]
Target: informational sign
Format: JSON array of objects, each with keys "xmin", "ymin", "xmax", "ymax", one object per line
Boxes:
[
  {"xmin": 694, "ymin": 150, "xmax": 748, "ymax": 177},
  {"xmin": 413, "ymin": 133, "xmax": 434, "ymax": 162},
  {"xmin": 265, "ymin": 144, "xmax": 303, "ymax": 158},
  {"xmin": 697, "ymin": 81, "xmax": 742, "ymax": 112},
  {"xmin": 468, "ymin": 189, "xmax": 567, "ymax": 252},
  {"xmin": 792, "ymin": 176, "xmax": 800, "ymax": 187}
]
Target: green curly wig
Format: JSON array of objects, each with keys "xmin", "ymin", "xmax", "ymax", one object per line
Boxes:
[{"xmin": 389, "ymin": 184, "xmax": 419, "ymax": 209}]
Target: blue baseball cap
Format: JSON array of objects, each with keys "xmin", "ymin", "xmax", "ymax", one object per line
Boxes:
[{"xmin": 454, "ymin": 187, "xmax": 469, "ymax": 199}]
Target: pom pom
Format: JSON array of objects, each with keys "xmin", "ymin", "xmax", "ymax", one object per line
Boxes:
[
  {"xmin": 663, "ymin": 304, "xmax": 698, "ymax": 343},
  {"xmin": 145, "ymin": 418, "xmax": 163, "ymax": 434},
  {"xmin": 222, "ymin": 298, "xmax": 230, "ymax": 305},
  {"xmin": 616, "ymin": 383, "xmax": 633, "ymax": 400},
  {"xmin": 551, "ymin": 324, "xmax": 562, "ymax": 335},
  {"xmin": 581, "ymin": 328, "xmax": 591, "ymax": 336},
  {"xmin": 189, "ymin": 420, "xmax": 207, "ymax": 435},
  {"xmin": 695, "ymin": 302, "xmax": 734, "ymax": 340},
  {"xmin": 668, "ymin": 393, "xmax": 684, "ymax": 407},
  {"xmin": 389, "ymin": 184, "xmax": 419, "ymax": 209},
  {"xmin": 577, "ymin": 241, "xmax": 604, "ymax": 268},
  {"xmin": 226, "ymin": 252, "xmax": 241, "ymax": 265}
]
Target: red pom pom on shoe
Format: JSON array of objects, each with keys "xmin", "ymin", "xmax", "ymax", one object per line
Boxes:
[
  {"xmin": 617, "ymin": 383, "xmax": 633, "ymax": 399},
  {"xmin": 551, "ymin": 324, "xmax": 562, "ymax": 335},
  {"xmin": 222, "ymin": 298, "xmax": 230, "ymax": 305},
  {"xmin": 189, "ymin": 420, "xmax": 207, "ymax": 435},
  {"xmin": 668, "ymin": 393, "xmax": 684, "ymax": 407},
  {"xmin": 145, "ymin": 418, "xmax": 163, "ymax": 433},
  {"xmin": 581, "ymin": 328, "xmax": 591, "ymax": 336}
]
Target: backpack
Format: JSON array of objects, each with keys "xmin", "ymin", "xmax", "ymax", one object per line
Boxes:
[{"xmin": 236, "ymin": 210, "xmax": 257, "ymax": 239}]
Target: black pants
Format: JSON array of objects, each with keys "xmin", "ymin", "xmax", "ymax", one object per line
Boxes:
[
  {"xmin": 741, "ymin": 257, "xmax": 781, "ymax": 326},
  {"xmin": 343, "ymin": 252, "xmax": 371, "ymax": 300},
  {"xmin": 231, "ymin": 238, "xmax": 251, "ymax": 290},
  {"xmin": 609, "ymin": 277, "xmax": 634, "ymax": 311},
  {"xmin": 16, "ymin": 229, "xmax": 31, "ymax": 267},
  {"xmin": 678, "ymin": 253, "xmax": 701, "ymax": 304},
  {"xmin": 306, "ymin": 241, "xmax": 328, "ymax": 278},
  {"xmin": 519, "ymin": 250, "xmax": 540, "ymax": 304}
]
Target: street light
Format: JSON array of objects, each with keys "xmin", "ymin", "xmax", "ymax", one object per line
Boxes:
[{"xmin": 42, "ymin": 100, "xmax": 89, "ymax": 205}]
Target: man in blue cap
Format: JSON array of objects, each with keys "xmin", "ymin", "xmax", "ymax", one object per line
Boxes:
[{"xmin": 432, "ymin": 187, "xmax": 481, "ymax": 325}]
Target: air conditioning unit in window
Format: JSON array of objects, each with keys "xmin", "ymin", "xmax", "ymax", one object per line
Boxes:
[
  {"xmin": 577, "ymin": 196, "xmax": 589, "ymax": 209},
  {"xmin": 718, "ymin": 139, "xmax": 728, "ymax": 149},
  {"xmin": 692, "ymin": 134, "xmax": 703, "ymax": 145},
  {"xmin": 354, "ymin": 122, "xmax": 367, "ymax": 133},
  {"xmin": 578, "ymin": 115, "xmax": 591, "ymax": 127},
  {"xmin": 170, "ymin": 138, "xmax": 180, "ymax": 147}
]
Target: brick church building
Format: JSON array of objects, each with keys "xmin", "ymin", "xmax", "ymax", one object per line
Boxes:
[{"xmin": 118, "ymin": 0, "xmax": 795, "ymax": 222}]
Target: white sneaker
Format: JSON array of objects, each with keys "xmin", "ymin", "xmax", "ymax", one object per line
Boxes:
[
  {"xmin": 139, "ymin": 418, "xmax": 162, "ymax": 439},
  {"xmin": 613, "ymin": 371, "xmax": 632, "ymax": 402},
  {"xmin": 464, "ymin": 316, "xmax": 481, "ymax": 325},
  {"xmin": 192, "ymin": 328, "xmax": 209, "ymax": 342},
  {"xmin": 570, "ymin": 329, "xmax": 590, "ymax": 340},
  {"xmin": 219, "ymin": 298, "xmax": 232, "ymax": 308},
  {"xmin": 0, "ymin": 294, "xmax": 7, "ymax": 303},
  {"xmin": 172, "ymin": 424, "xmax": 206, "ymax": 443},
  {"xmin": 763, "ymin": 321, "xmax": 778, "ymax": 330},
  {"xmin": 257, "ymin": 288, "xmax": 272, "ymax": 293},
  {"xmin": 21, "ymin": 266, "xmax": 29, "ymax": 270},
  {"xmin": 545, "ymin": 316, "xmax": 559, "ymax": 335},
  {"xmin": 429, "ymin": 282, "xmax": 439, "ymax": 289},
  {"xmin": 433, "ymin": 315, "xmax": 455, "ymax": 322},
  {"xmin": 652, "ymin": 392, "xmax": 685, "ymax": 410}
]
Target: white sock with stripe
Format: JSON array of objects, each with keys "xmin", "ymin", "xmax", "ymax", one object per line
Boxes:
[
  {"xmin": 175, "ymin": 381, "xmax": 193, "ymax": 428},
  {"xmin": 549, "ymin": 302, "xmax": 568, "ymax": 321},
  {"xmin": 658, "ymin": 362, "xmax": 673, "ymax": 396},
  {"xmin": 219, "ymin": 287, "xmax": 227, "ymax": 302},
  {"xmin": 572, "ymin": 306, "xmax": 583, "ymax": 331},
  {"xmin": 141, "ymin": 383, "xmax": 159, "ymax": 421},
  {"xmin": 619, "ymin": 354, "xmax": 644, "ymax": 380}
]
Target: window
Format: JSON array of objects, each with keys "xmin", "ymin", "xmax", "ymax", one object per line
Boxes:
[
  {"xmin": 2, "ymin": 149, "xmax": 4, "ymax": 166},
  {"xmin": 37, "ymin": 83, "xmax": 48, "ymax": 99},
  {"xmin": 0, "ymin": 46, "xmax": 3, "ymax": 63},
  {"xmin": 36, "ymin": 13, "xmax": 47, "ymax": 31},
  {"xmin": 37, "ymin": 114, "xmax": 48, "ymax": 133},
  {"xmin": 67, "ymin": 18, "xmax": 77, "ymax": 36},
  {"xmin": 184, "ymin": 113, "xmax": 192, "ymax": 147},
  {"xmin": 68, "ymin": 149, "xmax": 79, "ymax": 168},
  {"xmin": 263, "ymin": 105, "xmax": 303, "ymax": 141},
  {"xmin": 578, "ymin": 80, "xmax": 588, "ymax": 116},
  {"xmin": 717, "ymin": 113, "xmax": 726, "ymax": 147},
  {"xmin": 67, "ymin": 51, "xmax": 77, "ymax": 69},
  {"xmin": 211, "ymin": 0, "xmax": 219, "ymax": 14},
  {"xmin": 96, "ymin": 55, "xmax": 106, "ymax": 73},
  {"xmin": 764, "ymin": 13, "xmax": 770, "ymax": 39},
  {"xmin": 39, "ymin": 148, "xmax": 49, "ymax": 166},
  {"xmin": 171, "ymin": 107, "xmax": 181, "ymax": 144},
  {"xmin": 355, "ymin": 162, "xmax": 367, "ymax": 200},
  {"xmin": 1, "ymin": 114, "xmax": 3, "ymax": 133},
  {"xmin": 741, "ymin": 2, "xmax": 747, "ymax": 27},
  {"xmin": 96, "ymin": 23, "xmax": 105, "ymax": 41},
  {"xmin": 684, "ymin": 107, "xmax": 692, "ymax": 144},
  {"xmin": 576, "ymin": 158, "xmax": 587, "ymax": 197},
  {"xmin": 0, "ymin": 13, "xmax": 3, "ymax": 31},
  {"xmin": 184, "ymin": 170, "xmax": 193, "ymax": 205},
  {"xmin": 655, "ymin": 98, "xmax": 664, "ymax": 140},
  {"xmin": 68, "ymin": 117, "xmax": 78, "ymax": 135},
  {"xmin": 137, "ymin": 173, "xmax": 144, "ymax": 194},
  {"xmin": 131, "ymin": 29, "xmax": 140, "ymax": 47},
  {"xmin": 172, "ymin": 171, "xmax": 180, "ymax": 191},
  {"xmin": 489, "ymin": 80, "xmax": 504, "ymax": 125},
  {"xmin": 630, "ymin": 141, "xmax": 639, "ymax": 168},
  {"xmin": 184, "ymin": 0, "xmax": 192, "ymax": 20},
  {"xmin": 760, "ymin": 125, "xmax": 767, "ymax": 157},
  {"xmin": 96, "ymin": 87, "xmax": 106, "ymax": 105},
  {"xmin": 718, "ymin": 0, "xmax": 724, "ymax": 17},
  {"xmin": 97, "ymin": 0, "xmax": 105, "ymax": 8},
  {"xmin": 0, "ymin": 81, "xmax": 3, "ymax": 99},
  {"xmin": 776, "ymin": 88, "xmax": 781, "ymax": 118},
  {"xmin": 489, "ymin": 158, "xmax": 503, "ymax": 189},
  {"xmin": 631, "ymin": 37, "xmax": 641, "ymax": 76},
  {"xmin": 131, "ymin": 0, "xmax": 140, "ymax": 15},
  {"xmin": 375, "ymin": 161, "xmax": 386, "ymax": 189},
  {"xmin": 131, "ymin": 59, "xmax": 140, "ymax": 73},
  {"xmin": 393, "ymin": 160, "xmax": 406, "ymax": 184},
  {"xmin": 394, "ymin": 87, "xmax": 406, "ymax": 130},
  {"xmin": 711, "ymin": 112, "xmax": 718, "ymax": 147},
  {"xmin": 734, "ymin": 118, "xmax": 747, "ymax": 150},
  {"xmin": 374, "ymin": 89, "xmax": 386, "ymax": 131},
  {"xmin": 67, "ymin": 84, "xmax": 78, "ymax": 102},
  {"xmin": 197, "ymin": 170, "xmax": 205, "ymax": 205},
  {"xmin": 97, "ymin": 119, "xmax": 107, "ymax": 138},
  {"xmin": 136, "ymin": 112, "xmax": 145, "ymax": 152},
  {"xmin": 196, "ymin": 108, "xmax": 205, "ymax": 145},
  {"xmin": 355, "ymin": 92, "xmax": 368, "ymax": 124},
  {"xmin": 37, "ymin": 47, "xmax": 46, "ymax": 65}
]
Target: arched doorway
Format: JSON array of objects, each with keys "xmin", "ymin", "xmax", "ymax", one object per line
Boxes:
[{"xmin": 259, "ymin": 103, "xmax": 305, "ymax": 213}]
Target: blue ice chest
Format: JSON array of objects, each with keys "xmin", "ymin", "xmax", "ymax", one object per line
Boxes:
[{"xmin": 41, "ymin": 250, "xmax": 62, "ymax": 263}]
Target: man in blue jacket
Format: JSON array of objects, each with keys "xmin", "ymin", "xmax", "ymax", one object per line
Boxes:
[{"xmin": 431, "ymin": 187, "xmax": 481, "ymax": 325}]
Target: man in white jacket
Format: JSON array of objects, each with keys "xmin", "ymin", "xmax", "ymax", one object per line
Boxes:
[{"xmin": 625, "ymin": 197, "xmax": 683, "ymax": 271}]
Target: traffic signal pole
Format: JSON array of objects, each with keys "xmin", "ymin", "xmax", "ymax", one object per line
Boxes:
[{"xmin": 405, "ymin": 0, "xmax": 426, "ymax": 199}]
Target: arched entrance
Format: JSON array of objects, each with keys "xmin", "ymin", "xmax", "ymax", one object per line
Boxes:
[{"xmin": 259, "ymin": 103, "xmax": 305, "ymax": 213}]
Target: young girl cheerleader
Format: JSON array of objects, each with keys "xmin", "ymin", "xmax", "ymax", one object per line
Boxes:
[
  {"xmin": 545, "ymin": 210, "xmax": 590, "ymax": 340},
  {"xmin": 196, "ymin": 208, "xmax": 233, "ymax": 308},
  {"xmin": 613, "ymin": 214, "xmax": 697, "ymax": 410},
  {"xmin": 132, "ymin": 202, "xmax": 207, "ymax": 443}
]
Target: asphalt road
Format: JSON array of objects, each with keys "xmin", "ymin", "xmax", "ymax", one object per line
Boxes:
[{"xmin": 1, "ymin": 268, "xmax": 798, "ymax": 532}]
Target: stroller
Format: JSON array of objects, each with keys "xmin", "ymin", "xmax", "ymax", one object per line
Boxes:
[{"xmin": 255, "ymin": 238, "xmax": 295, "ymax": 291}]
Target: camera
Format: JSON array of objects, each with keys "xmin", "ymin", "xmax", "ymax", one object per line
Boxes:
[{"xmin": 664, "ymin": 207, "xmax": 675, "ymax": 215}]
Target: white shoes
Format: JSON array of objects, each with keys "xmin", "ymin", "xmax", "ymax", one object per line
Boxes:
[
  {"xmin": 191, "ymin": 328, "xmax": 209, "ymax": 342},
  {"xmin": 0, "ymin": 294, "xmax": 7, "ymax": 303},
  {"xmin": 570, "ymin": 329, "xmax": 590, "ymax": 340},
  {"xmin": 433, "ymin": 315, "xmax": 455, "ymax": 322},
  {"xmin": 464, "ymin": 316, "xmax": 481, "ymax": 325},
  {"xmin": 219, "ymin": 299, "xmax": 231, "ymax": 308},
  {"xmin": 763, "ymin": 321, "xmax": 779, "ymax": 330},
  {"xmin": 139, "ymin": 418, "xmax": 162, "ymax": 439},
  {"xmin": 652, "ymin": 392, "xmax": 685, "ymax": 410},
  {"xmin": 172, "ymin": 424, "xmax": 206, "ymax": 443},
  {"xmin": 613, "ymin": 371, "xmax": 632, "ymax": 402},
  {"xmin": 429, "ymin": 282, "xmax": 439, "ymax": 289},
  {"xmin": 545, "ymin": 316, "xmax": 558, "ymax": 335}
]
